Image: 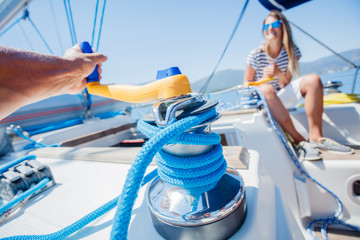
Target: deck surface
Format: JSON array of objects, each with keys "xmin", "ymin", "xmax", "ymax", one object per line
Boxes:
[
  {"xmin": 315, "ymin": 228, "xmax": 360, "ymax": 240},
  {"xmin": 31, "ymin": 145, "xmax": 249, "ymax": 169},
  {"xmin": 319, "ymin": 145, "xmax": 360, "ymax": 161}
]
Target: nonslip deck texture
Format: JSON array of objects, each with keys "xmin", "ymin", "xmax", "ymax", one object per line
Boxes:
[
  {"xmin": 313, "ymin": 145, "xmax": 360, "ymax": 240},
  {"xmin": 31, "ymin": 146, "xmax": 249, "ymax": 169},
  {"xmin": 315, "ymin": 228, "xmax": 360, "ymax": 240},
  {"xmin": 320, "ymin": 145, "xmax": 360, "ymax": 161}
]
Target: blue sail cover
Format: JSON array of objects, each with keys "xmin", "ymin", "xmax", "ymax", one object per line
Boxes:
[{"xmin": 258, "ymin": 0, "xmax": 312, "ymax": 11}]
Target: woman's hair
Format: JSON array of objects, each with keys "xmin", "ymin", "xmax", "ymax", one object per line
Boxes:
[{"xmin": 263, "ymin": 10, "xmax": 300, "ymax": 77}]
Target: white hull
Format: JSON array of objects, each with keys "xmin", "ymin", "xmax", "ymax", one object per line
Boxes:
[{"xmin": 0, "ymin": 90, "xmax": 359, "ymax": 239}]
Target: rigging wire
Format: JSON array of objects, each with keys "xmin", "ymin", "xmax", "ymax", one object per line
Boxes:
[
  {"xmin": 27, "ymin": 15, "xmax": 54, "ymax": 55},
  {"xmin": 91, "ymin": 0, "xmax": 100, "ymax": 47},
  {"xmin": 63, "ymin": 0, "xmax": 77, "ymax": 45},
  {"xmin": 0, "ymin": 15, "xmax": 23, "ymax": 37},
  {"xmin": 289, "ymin": 21, "xmax": 358, "ymax": 69},
  {"xmin": 85, "ymin": 0, "xmax": 108, "ymax": 116},
  {"xmin": 91, "ymin": 0, "xmax": 107, "ymax": 51},
  {"xmin": 18, "ymin": 22, "xmax": 34, "ymax": 51},
  {"xmin": 62, "ymin": 0, "xmax": 92, "ymax": 115},
  {"xmin": 63, "ymin": 0, "xmax": 74, "ymax": 45},
  {"xmin": 199, "ymin": 0, "xmax": 249, "ymax": 95},
  {"xmin": 66, "ymin": 0, "xmax": 77, "ymax": 44},
  {"xmin": 95, "ymin": 0, "xmax": 107, "ymax": 51},
  {"xmin": 50, "ymin": 0, "xmax": 64, "ymax": 54},
  {"xmin": 289, "ymin": 21, "xmax": 360, "ymax": 94},
  {"xmin": 0, "ymin": 9, "xmax": 54, "ymax": 54}
]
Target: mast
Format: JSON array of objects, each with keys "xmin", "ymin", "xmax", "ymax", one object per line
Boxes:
[{"xmin": 0, "ymin": 0, "xmax": 32, "ymax": 31}]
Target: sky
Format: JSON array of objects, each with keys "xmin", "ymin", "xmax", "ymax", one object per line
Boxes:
[{"xmin": 0, "ymin": 0, "xmax": 359, "ymax": 86}]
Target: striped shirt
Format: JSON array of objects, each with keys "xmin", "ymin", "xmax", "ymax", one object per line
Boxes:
[{"xmin": 246, "ymin": 45, "xmax": 301, "ymax": 92}]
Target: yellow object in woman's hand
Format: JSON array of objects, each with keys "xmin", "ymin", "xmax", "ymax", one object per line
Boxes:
[{"xmin": 245, "ymin": 77, "xmax": 274, "ymax": 86}]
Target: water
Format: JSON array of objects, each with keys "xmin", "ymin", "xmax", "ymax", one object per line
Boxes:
[
  {"xmin": 130, "ymin": 69, "xmax": 360, "ymax": 119},
  {"xmin": 319, "ymin": 68, "xmax": 360, "ymax": 94},
  {"xmin": 209, "ymin": 69, "xmax": 360, "ymax": 111}
]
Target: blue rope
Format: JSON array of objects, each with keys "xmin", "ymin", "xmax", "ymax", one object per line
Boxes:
[
  {"xmin": 63, "ymin": 0, "xmax": 76, "ymax": 45},
  {"xmin": 0, "ymin": 155, "xmax": 36, "ymax": 174},
  {"xmin": 27, "ymin": 17, "xmax": 54, "ymax": 55},
  {"xmin": 18, "ymin": 22, "xmax": 34, "ymax": 50},
  {"xmin": 85, "ymin": 88, "xmax": 92, "ymax": 110},
  {"xmin": 86, "ymin": 0, "xmax": 107, "ymax": 114},
  {"xmin": 137, "ymin": 119, "xmax": 221, "ymax": 145},
  {"xmin": 66, "ymin": 0, "xmax": 77, "ymax": 44},
  {"xmin": 28, "ymin": 16, "xmax": 54, "ymax": 54},
  {"xmin": 0, "ymin": 108, "xmax": 221, "ymax": 240},
  {"xmin": 0, "ymin": 8, "xmax": 30, "ymax": 38},
  {"xmin": 0, "ymin": 155, "xmax": 49, "ymax": 221},
  {"xmin": 110, "ymin": 108, "xmax": 222, "ymax": 239},
  {"xmin": 95, "ymin": 0, "xmax": 107, "ymax": 51},
  {"xmin": 12, "ymin": 128, "xmax": 60, "ymax": 149},
  {"xmin": 94, "ymin": 111, "xmax": 125, "ymax": 119},
  {"xmin": 50, "ymin": 0, "xmax": 64, "ymax": 54},
  {"xmin": 0, "ymin": 17, "xmax": 22, "ymax": 37},
  {"xmin": 23, "ymin": 118, "xmax": 83, "ymax": 135},
  {"xmin": 0, "ymin": 178, "xmax": 50, "ymax": 216},
  {"xmin": 254, "ymin": 88, "xmax": 360, "ymax": 239},
  {"xmin": 1, "ymin": 195, "xmax": 119, "ymax": 240},
  {"xmin": 91, "ymin": 0, "xmax": 100, "ymax": 47},
  {"xmin": 0, "ymin": 170, "xmax": 158, "ymax": 240},
  {"xmin": 199, "ymin": 0, "xmax": 249, "ymax": 94}
]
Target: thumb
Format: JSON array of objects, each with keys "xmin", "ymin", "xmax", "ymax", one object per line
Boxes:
[{"xmin": 87, "ymin": 52, "xmax": 108, "ymax": 64}]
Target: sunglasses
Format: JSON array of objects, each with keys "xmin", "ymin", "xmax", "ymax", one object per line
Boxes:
[{"xmin": 263, "ymin": 20, "xmax": 282, "ymax": 31}]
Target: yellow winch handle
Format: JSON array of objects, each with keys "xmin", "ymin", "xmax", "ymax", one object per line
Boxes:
[
  {"xmin": 87, "ymin": 74, "xmax": 192, "ymax": 103},
  {"xmin": 245, "ymin": 77, "xmax": 274, "ymax": 86},
  {"xmin": 80, "ymin": 41, "xmax": 191, "ymax": 103}
]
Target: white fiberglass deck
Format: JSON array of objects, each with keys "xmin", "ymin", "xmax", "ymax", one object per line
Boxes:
[
  {"xmin": 0, "ymin": 147, "xmax": 265, "ymax": 240},
  {"xmin": 1, "ymin": 102, "xmax": 359, "ymax": 240}
]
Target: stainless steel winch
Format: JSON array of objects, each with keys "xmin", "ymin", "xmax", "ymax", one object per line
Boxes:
[{"xmin": 144, "ymin": 93, "xmax": 247, "ymax": 240}]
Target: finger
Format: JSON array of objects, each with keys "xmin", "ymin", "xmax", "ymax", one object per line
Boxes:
[
  {"xmin": 88, "ymin": 53, "xmax": 107, "ymax": 64},
  {"xmin": 72, "ymin": 43, "xmax": 81, "ymax": 51}
]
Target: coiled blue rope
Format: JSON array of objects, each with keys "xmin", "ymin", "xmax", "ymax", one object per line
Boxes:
[
  {"xmin": 1, "ymin": 107, "xmax": 223, "ymax": 240},
  {"xmin": 255, "ymin": 88, "xmax": 360, "ymax": 240},
  {"xmin": 110, "ymin": 107, "xmax": 225, "ymax": 239},
  {"xmin": 138, "ymin": 115, "xmax": 226, "ymax": 194}
]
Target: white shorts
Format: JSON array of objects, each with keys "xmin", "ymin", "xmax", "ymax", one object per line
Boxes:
[{"xmin": 277, "ymin": 77, "xmax": 304, "ymax": 108}]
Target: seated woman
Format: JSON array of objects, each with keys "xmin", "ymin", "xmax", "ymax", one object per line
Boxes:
[{"xmin": 243, "ymin": 10, "xmax": 353, "ymax": 160}]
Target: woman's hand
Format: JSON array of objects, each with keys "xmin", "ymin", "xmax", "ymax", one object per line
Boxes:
[
  {"xmin": 263, "ymin": 62, "xmax": 275, "ymax": 78},
  {"xmin": 263, "ymin": 62, "xmax": 283, "ymax": 78}
]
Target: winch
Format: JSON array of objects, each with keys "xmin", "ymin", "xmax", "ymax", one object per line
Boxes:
[
  {"xmin": 142, "ymin": 70, "xmax": 247, "ymax": 239},
  {"xmin": 80, "ymin": 41, "xmax": 247, "ymax": 240}
]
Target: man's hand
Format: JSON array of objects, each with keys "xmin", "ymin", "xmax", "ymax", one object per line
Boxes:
[{"xmin": 62, "ymin": 44, "xmax": 107, "ymax": 94}]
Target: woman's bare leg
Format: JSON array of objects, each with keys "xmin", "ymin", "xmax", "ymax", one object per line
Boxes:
[
  {"xmin": 259, "ymin": 84, "xmax": 305, "ymax": 144},
  {"xmin": 300, "ymin": 74, "xmax": 323, "ymax": 142}
]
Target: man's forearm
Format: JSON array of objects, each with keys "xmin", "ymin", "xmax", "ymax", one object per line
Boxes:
[
  {"xmin": 0, "ymin": 44, "xmax": 107, "ymax": 120},
  {"xmin": 0, "ymin": 46, "xmax": 75, "ymax": 119}
]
